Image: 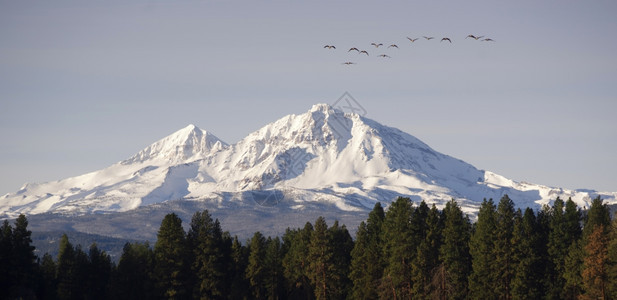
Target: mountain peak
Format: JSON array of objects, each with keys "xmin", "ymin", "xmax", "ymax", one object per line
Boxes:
[
  {"xmin": 124, "ymin": 124, "xmax": 227, "ymax": 164},
  {"xmin": 1, "ymin": 104, "xmax": 616, "ymax": 219},
  {"xmin": 184, "ymin": 124, "xmax": 198, "ymax": 131},
  {"xmin": 309, "ymin": 103, "xmax": 335, "ymax": 113}
]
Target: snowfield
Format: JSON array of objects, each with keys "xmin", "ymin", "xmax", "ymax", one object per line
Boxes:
[{"xmin": 2, "ymin": 104, "xmax": 616, "ymax": 219}]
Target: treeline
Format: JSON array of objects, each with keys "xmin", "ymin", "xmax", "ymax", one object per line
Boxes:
[{"xmin": 1, "ymin": 195, "xmax": 617, "ymax": 299}]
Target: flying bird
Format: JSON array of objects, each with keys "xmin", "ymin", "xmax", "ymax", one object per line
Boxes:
[
  {"xmin": 441, "ymin": 37, "xmax": 452, "ymax": 43},
  {"xmin": 342, "ymin": 62, "xmax": 356, "ymax": 65},
  {"xmin": 407, "ymin": 37, "xmax": 419, "ymax": 42},
  {"xmin": 482, "ymin": 38, "xmax": 495, "ymax": 42},
  {"xmin": 371, "ymin": 43, "xmax": 383, "ymax": 48},
  {"xmin": 423, "ymin": 36, "xmax": 434, "ymax": 40},
  {"xmin": 323, "ymin": 45, "xmax": 336, "ymax": 49},
  {"xmin": 378, "ymin": 54, "xmax": 391, "ymax": 58},
  {"xmin": 359, "ymin": 50, "xmax": 369, "ymax": 56},
  {"xmin": 388, "ymin": 44, "xmax": 399, "ymax": 48},
  {"xmin": 348, "ymin": 47, "xmax": 360, "ymax": 52}
]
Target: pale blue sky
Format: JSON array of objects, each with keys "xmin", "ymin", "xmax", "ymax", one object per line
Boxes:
[{"xmin": 1, "ymin": 0, "xmax": 616, "ymax": 195}]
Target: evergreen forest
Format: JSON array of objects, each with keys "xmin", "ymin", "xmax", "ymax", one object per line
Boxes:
[{"xmin": 2, "ymin": 195, "xmax": 617, "ymax": 299}]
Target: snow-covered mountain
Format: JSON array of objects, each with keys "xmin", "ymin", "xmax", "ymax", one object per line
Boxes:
[{"xmin": 2, "ymin": 104, "xmax": 616, "ymax": 219}]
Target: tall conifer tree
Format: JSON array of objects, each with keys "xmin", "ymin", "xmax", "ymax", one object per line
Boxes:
[
  {"xmin": 380, "ymin": 197, "xmax": 415, "ymax": 299},
  {"xmin": 187, "ymin": 210, "xmax": 227, "ymax": 299},
  {"xmin": 308, "ymin": 217, "xmax": 335, "ymax": 300},
  {"xmin": 493, "ymin": 195, "xmax": 516, "ymax": 299},
  {"xmin": 438, "ymin": 199, "xmax": 471, "ymax": 300},
  {"xmin": 282, "ymin": 223, "xmax": 314, "ymax": 299},
  {"xmin": 154, "ymin": 213, "xmax": 189, "ymax": 299},
  {"xmin": 511, "ymin": 208, "xmax": 545, "ymax": 299},
  {"xmin": 246, "ymin": 231, "xmax": 267, "ymax": 299},
  {"xmin": 350, "ymin": 202, "xmax": 386, "ymax": 299},
  {"xmin": 581, "ymin": 224, "xmax": 609, "ymax": 299},
  {"xmin": 468, "ymin": 198, "xmax": 497, "ymax": 299},
  {"xmin": 411, "ymin": 203, "xmax": 443, "ymax": 298},
  {"xmin": 114, "ymin": 242, "xmax": 155, "ymax": 300}
]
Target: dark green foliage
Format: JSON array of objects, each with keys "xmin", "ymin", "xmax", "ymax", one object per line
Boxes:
[
  {"xmin": 327, "ymin": 220, "xmax": 354, "ymax": 299},
  {"xmin": 228, "ymin": 236, "xmax": 249, "ymax": 300},
  {"xmin": 308, "ymin": 217, "xmax": 335, "ymax": 300},
  {"xmin": 85, "ymin": 243, "xmax": 113, "ymax": 300},
  {"xmin": 10, "ymin": 214, "xmax": 38, "ymax": 298},
  {"xmin": 153, "ymin": 213, "xmax": 189, "ymax": 299},
  {"xmin": 56, "ymin": 234, "xmax": 78, "ymax": 300},
  {"xmin": 579, "ymin": 198, "xmax": 612, "ymax": 300},
  {"xmin": 113, "ymin": 242, "xmax": 155, "ymax": 300},
  {"xmin": 411, "ymin": 203, "xmax": 443, "ymax": 298},
  {"xmin": 0, "ymin": 220, "xmax": 13, "ymax": 298},
  {"xmin": 563, "ymin": 240, "xmax": 584, "ymax": 299},
  {"xmin": 6, "ymin": 195, "xmax": 617, "ymax": 300},
  {"xmin": 606, "ymin": 212, "xmax": 617, "ymax": 298},
  {"xmin": 264, "ymin": 236, "xmax": 285, "ymax": 299},
  {"xmin": 583, "ymin": 196, "xmax": 611, "ymax": 238},
  {"xmin": 350, "ymin": 202, "xmax": 385, "ymax": 299},
  {"xmin": 380, "ymin": 197, "xmax": 415, "ymax": 299},
  {"xmin": 0, "ymin": 215, "xmax": 39, "ymax": 299},
  {"xmin": 282, "ymin": 223, "xmax": 314, "ymax": 299},
  {"xmin": 546, "ymin": 197, "xmax": 583, "ymax": 298},
  {"xmin": 493, "ymin": 195, "xmax": 516, "ymax": 299},
  {"xmin": 511, "ymin": 208, "xmax": 545, "ymax": 299},
  {"xmin": 468, "ymin": 198, "xmax": 497, "ymax": 299},
  {"xmin": 186, "ymin": 210, "xmax": 227, "ymax": 299},
  {"xmin": 438, "ymin": 199, "xmax": 471, "ymax": 300},
  {"xmin": 246, "ymin": 231, "xmax": 268, "ymax": 299},
  {"xmin": 38, "ymin": 253, "xmax": 57, "ymax": 300}
]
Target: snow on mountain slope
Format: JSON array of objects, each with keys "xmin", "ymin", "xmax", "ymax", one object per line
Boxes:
[
  {"xmin": 0, "ymin": 125, "xmax": 227, "ymax": 216},
  {"xmin": 1, "ymin": 104, "xmax": 616, "ymax": 218}
]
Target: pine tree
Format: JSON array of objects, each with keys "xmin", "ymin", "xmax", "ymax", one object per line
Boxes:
[
  {"xmin": 511, "ymin": 208, "xmax": 545, "ymax": 299},
  {"xmin": 380, "ymin": 197, "xmax": 415, "ymax": 299},
  {"xmin": 468, "ymin": 198, "xmax": 497, "ymax": 299},
  {"xmin": 38, "ymin": 253, "xmax": 57, "ymax": 300},
  {"xmin": 493, "ymin": 195, "xmax": 516, "ymax": 299},
  {"xmin": 228, "ymin": 236, "xmax": 249, "ymax": 300},
  {"xmin": 85, "ymin": 243, "xmax": 112, "ymax": 300},
  {"xmin": 282, "ymin": 223, "xmax": 314, "ymax": 299},
  {"xmin": 10, "ymin": 214, "xmax": 37, "ymax": 298},
  {"xmin": 186, "ymin": 210, "xmax": 227, "ymax": 299},
  {"xmin": 350, "ymin": 221, "xmax": 372, "ymax": 298},
  {"xmin": 154, "ymin": 213, "xmax": 189, "ymax": 299},
  {"xmin": 411, "ymin": 203, "xmax": 443, "ymax": 298},
  {"xmin": 606, "ymin": 212, "xmax": 617, "ymax": 298},
  {"xmin": 564, "ymin": 198, "xmax": 583, "ymax": 243},
  {"xmin": 581, "ymin": 224, "xmax": 609, "ymax": 300},
  {"xmin": 0, "ymin": 220, "xmax": 14, "ymax": 297},
  {"xmin": 437, "ymin": 199, "xmax": 471, "ymax": 300},
  {"xmin": 576, "ymin": 197, "xmax": 611, "ymax": 300},
  {"xmin": 114, "ymin": 242, "xmax": 155, "ymax": 300},
  {"xmin": 308, "ymin": 216, "xmax": 335, "ymax": 300},
  {"xmin": 72, "ymin": 245, "xmax": 90, "ymax": 299},
  {"xmin": 56, "ymin": 234, "xmax": 78, "ymax": 300},
  {"xmin": 546, "ymin": 197, "xmax": 582, "ymax": 299},
  {"xmin": 583, "ymin": 196, "xmax": 611, "ymax": 238},
  {"xmin": 562, "ymin": 240, "xmax": 584, "ymax": 299},
  {"xmin": 328, "ymin": 220, "xmax": 354, "ymax": 299},
  {"xmin": 246, "ymin": 231, "xmax": 267, "ymax": 299},
  {"xmin": 535, "ymin": 204, "xmax": 552, "ymax": 294},
  {"xmin": 350, "ymin": 202, "xmax": 385, "ymax": 299},
  {"xmin": 264, "ymin": 236, "xmax": 285, "ymax": 300}
]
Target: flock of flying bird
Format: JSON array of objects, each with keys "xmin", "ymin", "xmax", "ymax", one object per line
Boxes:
[{"xmin": 324, "ymin": 34, "xmax": 495, "ymax": 65}]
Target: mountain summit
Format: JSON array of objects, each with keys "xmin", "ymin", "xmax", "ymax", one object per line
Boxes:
[
  {"xmin": 124, "ymin": 124, "xmax": 228, "ymax": 164},
  {"xmin": 2, "ymin": 104, "xmax": 616, "ymax": 218}
]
